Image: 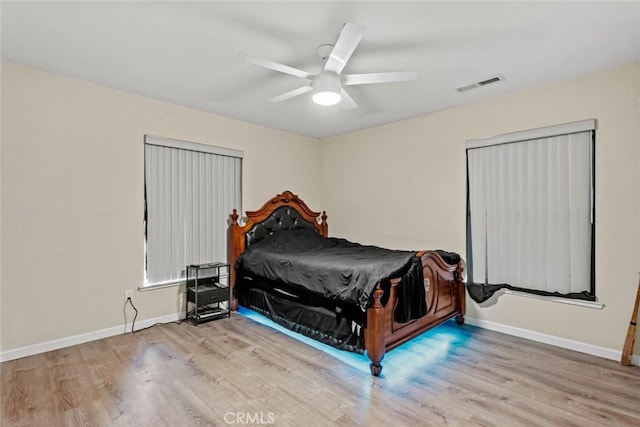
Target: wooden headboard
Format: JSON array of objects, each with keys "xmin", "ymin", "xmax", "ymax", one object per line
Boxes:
[{"xmin": 228, "ymin": 190, "xmax": 328, "ymax": 307}]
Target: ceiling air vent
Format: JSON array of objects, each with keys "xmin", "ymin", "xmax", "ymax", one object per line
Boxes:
[{"xmin": 456, "ymin": 75, "xmax": 504, "ymax": 92}]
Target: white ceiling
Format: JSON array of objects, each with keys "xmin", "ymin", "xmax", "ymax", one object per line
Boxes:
[{"xmin": 2, "ymin": 1, "xmax": 639, "ymax": 139}]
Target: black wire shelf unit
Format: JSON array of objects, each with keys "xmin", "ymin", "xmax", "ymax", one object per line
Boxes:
[{"xmin": 185, "ymin": 262, "xmax": 231, "ymax": 325}]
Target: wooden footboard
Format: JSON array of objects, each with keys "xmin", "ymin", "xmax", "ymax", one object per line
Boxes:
[{"xmin": 365, "ymin": 250, "xmax": 465, "ymax": 376}]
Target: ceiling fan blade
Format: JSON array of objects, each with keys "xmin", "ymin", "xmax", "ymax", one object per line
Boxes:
[
  {"xmin": 239, "ymin": 53, "xmax": 313, "ymax": 80},
  {"xmin": 268, "ymin": 86, "xmax": 313, "ymax": 103},
  {"xmin": 323, "ymin": 23, "xmax": 365, "ymax": 75},
  {"xmin": 339, "ymin": 88, "xmax": 358, "ymax": 110},
  {"xmin": 343, "ymin": 71, "xmax": 418, "ymax": 86}
]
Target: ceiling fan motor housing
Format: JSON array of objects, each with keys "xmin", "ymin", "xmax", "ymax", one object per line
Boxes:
[{"xmin": 312, "ymin": 73, "xmax": 342, "ymax": 105}]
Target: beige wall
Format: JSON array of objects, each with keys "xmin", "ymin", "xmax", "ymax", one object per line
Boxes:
[
  {"xmin": 321, "ymin": 62, "xmax": 640, "ymax": 351},
  {"xmin": 0, "ymin": 62, "xmax": 321, "ymax": 351},
  {"xmin": 2, "ymin": 60, "xmax": 639, "ymax": 357}
]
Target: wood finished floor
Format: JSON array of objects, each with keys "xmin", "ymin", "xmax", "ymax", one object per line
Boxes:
[{"xmin": 1, "ymin": 313, "xmax": 639, "ymax": 427}]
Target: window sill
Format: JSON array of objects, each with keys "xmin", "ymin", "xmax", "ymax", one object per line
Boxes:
[
  {"xmin": 138, "ymin": 280, "xmax": 185, "ymax": 292},
  {"xmin": 504, "ymin": 289, "xmax": 604, "ymax": 309}
]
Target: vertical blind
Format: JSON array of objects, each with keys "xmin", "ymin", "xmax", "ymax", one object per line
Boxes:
[
  {"xmin": 466, "ymin": 120, "xmax": 595, "ymax": 300},
  {"xmin": 144, "ymin": 135, "xmax": 242, "ymax": 286}
]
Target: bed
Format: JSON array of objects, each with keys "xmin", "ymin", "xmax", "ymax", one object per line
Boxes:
[{"xmin": 229, "ymin": 191, "xmax": 465, "ymax": 376}]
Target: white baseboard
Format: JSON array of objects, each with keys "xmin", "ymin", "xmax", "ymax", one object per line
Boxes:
[
  {"xmin": 0, "ymin": 312, "xmax": 185, "ymax": 363},
  {"xmin": 465, "ymin": 316, "xmax": 639, "ymax": 367},
  {"xmin": 3, "ymin": 313, "xmax": 638, "ymax": 368}
]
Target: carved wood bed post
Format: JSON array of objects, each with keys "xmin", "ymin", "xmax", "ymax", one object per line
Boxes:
[
  {"xmin": 455, "ymin": 263, "xmax": 466, "ymax": 325},
  {"xmin": 228, "ymin": 208, "xmax": 244, "ymax": 311},
  {"xmin": 320, "ymin": 211, "xmax": 328, "ymax": 237},
  {"xmin": 365, "ymin": 287, "xmax": 386, "ymax": 376}
]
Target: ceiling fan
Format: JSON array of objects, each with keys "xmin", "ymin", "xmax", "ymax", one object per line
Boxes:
[{"xmin": 239, "ymin": 23, "xmax": 418, "ymax": 109}]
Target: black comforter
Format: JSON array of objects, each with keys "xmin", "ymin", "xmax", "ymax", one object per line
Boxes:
[{"xmin": 236, "ymin": 228, "xmax": 422, "ymax": 314}]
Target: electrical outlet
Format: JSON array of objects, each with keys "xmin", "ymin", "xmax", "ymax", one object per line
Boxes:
[{"xmin": 125, "ymin": 290, "xmax": 133, "ymax": 301}]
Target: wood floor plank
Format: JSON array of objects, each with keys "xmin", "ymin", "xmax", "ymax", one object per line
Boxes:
[{"xmin": 2, "ymin": 313, "xmax": 639, "ymax": 426}]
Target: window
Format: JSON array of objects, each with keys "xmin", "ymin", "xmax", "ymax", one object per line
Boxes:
[
  {"xmin": 143, "ymin": 135, "xmax": 242, "ymax": 288},
  {"xmin": 466, "ymin": 120, "xmax": 595, "ymax": 302}
]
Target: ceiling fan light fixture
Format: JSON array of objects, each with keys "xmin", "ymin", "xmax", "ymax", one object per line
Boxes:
[
  {"xmin": 312, "ymin": 73, "xmax": 342, "ymax": 106},
  {"xmin": 313, "ymin": 89, "xmax": 341, "ymax": 106}
]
